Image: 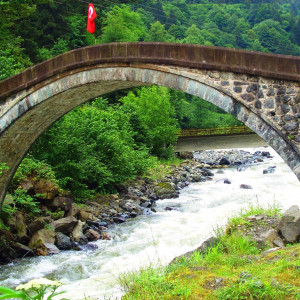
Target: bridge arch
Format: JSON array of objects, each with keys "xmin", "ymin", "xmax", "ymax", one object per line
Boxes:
[{"xmin": 1, "ymin": 43, "xmax": 300, "ymax": 207}]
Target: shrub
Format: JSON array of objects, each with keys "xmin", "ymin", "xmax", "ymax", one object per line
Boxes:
[{"xmin": 31, "ymin": 98, "xmax": 154, "ymax": 199}]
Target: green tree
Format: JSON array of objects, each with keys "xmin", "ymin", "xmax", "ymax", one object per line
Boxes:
[
  {"xmin": 100, "ymin": 5, "xmax": 147, "ymax": 43},
  {"xmin": 32, "ymin": 99, "xmax": 152, "ymax": 198},
  {"xmin": 182, "ymin": 24, "xmax": 205, "ymax": 44},
  {"xmin": 121, "ymin": 86, "xmax": 179, "ymax": 159},
  {"xmin": 253, "ymin": 19, "xmax": 299, "ymax": 55},
  {"xmin": 145, "ymin": 21, "xmax": 169, "ymax": 42}
]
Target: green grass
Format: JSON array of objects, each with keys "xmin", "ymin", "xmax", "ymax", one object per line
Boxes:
[
  {"xmin": 120, "ymin": 203, "xmax": 300, "ymax": 300},
  {"xmin": 226, "ymin": 201, "xmax": 282, "ymax": 234},
  {"xmin": 142, "ymin": 158, "xmax": 182, "ymax": 182}
]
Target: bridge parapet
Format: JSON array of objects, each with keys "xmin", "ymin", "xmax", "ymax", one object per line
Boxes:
[
  {"xmin": 1, "ymin": 43, "xmax": 300, "ymax": 103},
  {"xmin": 0, "ymin": 43, "xmax": 300, "ymax": 208}
]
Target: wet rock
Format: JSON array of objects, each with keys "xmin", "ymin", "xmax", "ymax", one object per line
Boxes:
[
  {"xmin": 42, "ymin": 243, "xmax": 60, "ymax": 255},
  {"xmin": 81, "ymin": 243, "xmax": 98, "ymax": 251},
  {"xmin": 240, "ymin": 184, "xmax": 253, "ymax": 189},
  {"xmin": 50, "ymin": 216, "xmax": 78, "ymax": 234},
  {"xmin": 101, "ymin": 232, "xmax": 111, "ymax": 240},
  {"xmin": 139, "ymin": 196, "xmax": 149, "ymax": 203},
  {"xmin": 78, "ymin": 236, "xmax": 89, "ymax": 246},
  {"xmin": 113, "ymin": 217, "xmax": 126, "ymax": 223},
  {"xmin": 217, "ymin": 178, "xmax": 231, "ymax": 184},
  {"xmin": 263, "ymin": 166, "xmax": 276, "ymax": 174},
  {"xmin": 237, "ymin": 166, "xmax": 247, "ymax": 172},
  {"xmin": 164, "ymin": 206, "xmax": 179, "ymax": 211},
  {"xmin": 219, "ymin": 158, "xmax": 230, "ymax": 165},
  {"xmin": 277, "ymin": 205, "xmax": 300, "ymax": 243},
  {"xmin": 85, "ymin": 229, "xmax": 100, "ymax": 241},
  {"xmin": 130, "ymin": 212, "xmax": 138, "ymax": 218},
  {"xmin": 201, "ymin": 168, "xmax": 214, "ymax": 177},
  {"xmin": 98, "ymin": 222, "xmax": 108, "ymax": 227},
  {"xmin": 283, "ymin": 121, "xmax": 298, "ymax": 132},
  {"xmin": 55, "ymin": 232, "xmax": 74, "ymax": 250}
]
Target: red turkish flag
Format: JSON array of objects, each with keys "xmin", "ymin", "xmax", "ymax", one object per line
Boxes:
[{"xmin": 87, "ymin": 3, "xmax": 97, "ymax": 34}]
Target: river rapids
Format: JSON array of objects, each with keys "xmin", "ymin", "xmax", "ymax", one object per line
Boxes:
[{"xmin": 0, "ymin": 146, "xmax": 299, "ymax": 299}]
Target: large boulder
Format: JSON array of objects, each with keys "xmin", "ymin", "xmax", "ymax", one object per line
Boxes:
[
  {"xmin": 50, "ymin": 216, "xmax": 78, "ymax": 234},
  {"xmin": 219, "ymin": 157, "xmax": 231, "ymax": 166},
  {"xmin": 55, "ymin": 232, "xmax": 74, "ymax": 250},
  {"xmin": 29, "ymin": 229, "xmax": 56, "ymax": 254},
  {"xmin": 47, "ymin": 196, "xmax": 73, "ymax": 212},
  {"xmin": 262, "ymin": 229, "xmax": 285, "ymax": 248},
  {"xmin": 12, "ymin": 243, "xmax": 35, "ymax": 257},
  {"xmin": 78, "ymin": 207, "xmax": 100, "ymax": 222},
  {"xmin": 15, "ymin": 212, "xmax": 29, "ymax": 243},
  {"xmin": 7, "ymin": 212, "xmax": 28, "ymax": 243},
  {"xmin": 67, "ymin": 203, "xmax": 80, "ymax": 218},
  {"xmin": 85, "ymin": 229, "xmax": 100, "ymax": 241},
  {"xmin": 28, "ymin": 216, "xmax": 52, "ymax": 234},
  {"xmin": 277, "ymin": 205, "xmax": 300, "ymax": 243},
  {"xmin": 71, "ymin": 220, "xmax": 85, "ymax": 242},
  {"xmin": 153, "ymin": 182, "xmax": 177, "ymax": 199},
  {"xmin": 34, "ymin": 179, "xmax": 59, "ymax": 200}
]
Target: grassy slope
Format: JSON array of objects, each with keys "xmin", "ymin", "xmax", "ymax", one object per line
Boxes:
[{"xmin": 120, "ymin": 205, "xmax": 300, "ymax": 300}]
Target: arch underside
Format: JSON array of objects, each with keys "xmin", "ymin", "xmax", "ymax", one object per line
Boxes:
[{"xmin": 1, "ymin": 65, "xmax": 300, "ymax": 206}]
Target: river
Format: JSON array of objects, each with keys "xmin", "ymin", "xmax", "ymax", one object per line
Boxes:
[{"xmin": 0, "ymin": 137, "xmax": 300, "ymax": 299}]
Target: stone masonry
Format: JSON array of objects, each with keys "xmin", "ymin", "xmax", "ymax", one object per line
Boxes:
[{"xmin": 0, "ymin": 43, "xmax": 300, "ymax": 208}]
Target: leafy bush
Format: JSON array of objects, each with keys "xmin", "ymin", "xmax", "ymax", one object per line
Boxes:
[
  {"xmin": 121, "ymin": 86, "xmax": 180, "ymax": 159},
  {"xmin": 11, "ymin": 189, "xmax": 41, "ymax": 215},
  {"xmin": 11, "ymin": 157, "xmax": 57, "ymax": 187},
  {"xmin": 32, "ymin": 99, "xmax": 154, "ymax": 198}
]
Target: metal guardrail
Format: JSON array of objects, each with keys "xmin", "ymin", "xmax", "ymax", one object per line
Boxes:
[{"xmin": 178, "ymin": 126, "xmax": 253, "ymax": 137}]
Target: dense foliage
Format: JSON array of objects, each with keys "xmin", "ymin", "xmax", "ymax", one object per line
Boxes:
[
  {"xmin": 1, "ymin": 0, "xmax": 300, "ymax": 199},
  {"xmin": 31, "ymin": 89, "xmax": 178, "ymax": 198},
  {"xmin": 1, "ymin": 0, "xmax": 299, "ymax": 79}
]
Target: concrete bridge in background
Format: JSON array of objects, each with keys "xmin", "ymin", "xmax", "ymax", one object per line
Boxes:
[{"xmin": 0, "ymin": 42, "xmax": 300, "ymax": 207}]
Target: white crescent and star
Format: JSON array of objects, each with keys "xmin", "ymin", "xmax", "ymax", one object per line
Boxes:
[{"xmin": 89, "ymin": 6, "xmax": 94, "ymax": 19}]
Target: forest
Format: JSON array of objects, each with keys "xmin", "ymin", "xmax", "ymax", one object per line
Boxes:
[{"xmin": 1, "ymin": 0, "xmax": 300, "ymax": 198}]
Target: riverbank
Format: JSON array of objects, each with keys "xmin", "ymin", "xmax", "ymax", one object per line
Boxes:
[
  {"xmin": 1, "ymin": 146, "xmax": 300, "ymax": 299},
  {"xmin": 0, "ymin": 148, "xmax": 280, "ymax": 264},
  {"xmin": 120, "ymin": 204, "xmax": 300, "ymax": 299}
]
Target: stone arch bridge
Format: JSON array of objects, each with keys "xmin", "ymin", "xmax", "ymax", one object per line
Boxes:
[{"xmin": 1, "ymin": 42, "xmax": 300, "ymax": 208}]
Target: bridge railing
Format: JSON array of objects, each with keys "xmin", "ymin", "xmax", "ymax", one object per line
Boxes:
[{"xmin": 178, "ymin": 126, "xmax": 253, "ymax": 138}]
